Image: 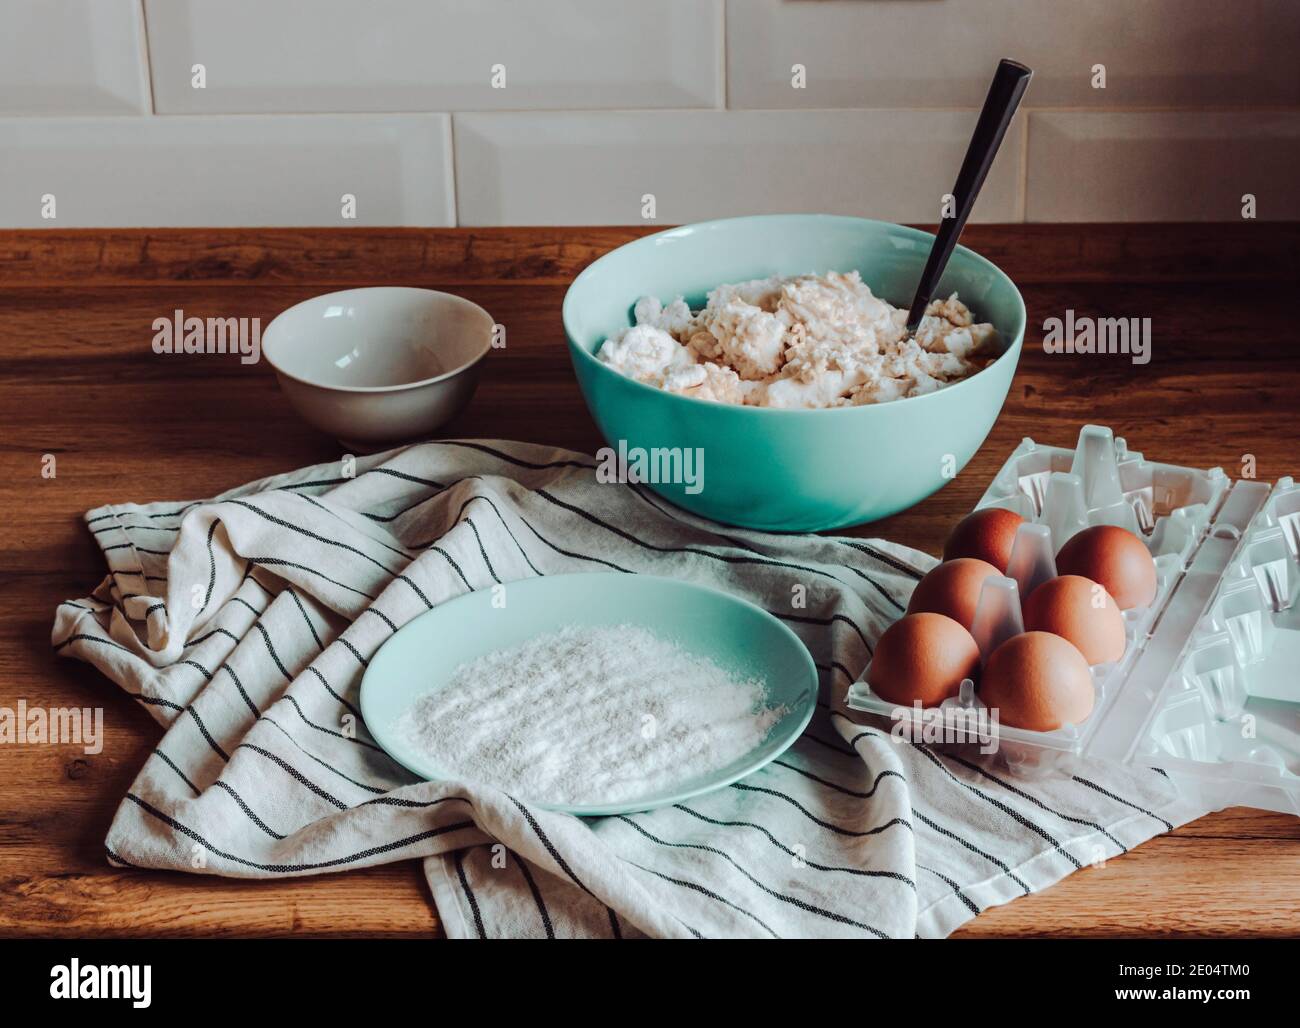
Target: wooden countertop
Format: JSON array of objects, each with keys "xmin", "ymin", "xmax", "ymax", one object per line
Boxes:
[{"xmin": 2, "ymin": 224, "xmax": 1298, "ymax": 938}]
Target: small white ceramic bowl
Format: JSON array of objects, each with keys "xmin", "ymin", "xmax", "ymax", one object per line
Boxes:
[{"xmin": 262, "ymin": 287, "xmax": 493, "ymax": 450}]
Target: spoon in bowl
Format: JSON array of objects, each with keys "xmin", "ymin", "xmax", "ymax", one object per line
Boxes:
[{"xmin": 906, "ymin": 59, "xmax": 1032, "ymax": 332}]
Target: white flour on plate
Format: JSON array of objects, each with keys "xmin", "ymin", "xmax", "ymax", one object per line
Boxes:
[{"xmin": 393, "ymin": 624, "xmax": 786, "ymax": 806}]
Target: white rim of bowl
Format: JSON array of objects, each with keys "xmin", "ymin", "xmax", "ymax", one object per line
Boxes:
[
  {"xmin": 263, "ymin": 286, "xmax": 495, "ymax": 394},
  {"xmin": 562, "ymin": 213, "xmax": 1027, "ymax": 417}
]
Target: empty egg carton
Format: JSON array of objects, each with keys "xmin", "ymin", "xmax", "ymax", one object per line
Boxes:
[
  {"xmin": 982, "ymin": 424, "xmax": 1228, "ymax": 562},
  {"xmin": 1175, "ymin": 478, "xmax": 1300, "ymax": 707}
]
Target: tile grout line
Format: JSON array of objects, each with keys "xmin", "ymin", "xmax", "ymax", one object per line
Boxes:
[
  {"xmin": 1018, "ymin": 111, "xmax": 1030, "ymax": 223},
  {"xmin": 719, "ymin": 0, "xmax": 728, "ymax": 110},
  {"xmin": 62, "ymin": 105, "xmax": 1300, "ymax": 121}
]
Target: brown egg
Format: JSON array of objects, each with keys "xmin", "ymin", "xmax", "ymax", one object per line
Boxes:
[
  {"xmin": 980, "ymin": 631, "xmax": 1095, "ymax": 731},
  {"xmin": 868, "ymin": 612, "xmax": 981, "ymax": 707},
  {"xmin": 943, "ymin": 507, "xmax": 1025, "ymax": 572},
  {"xmin": 1055, "ymin": 525, "xmax": 1157, "ymax": 610},
  {"xmin": 907, "ymin": 557, "xmax": 1003, "ymax": 630},
  {"xmin": 1023, "ymin": 575, "xmax": 1126, "ymax": 665}
]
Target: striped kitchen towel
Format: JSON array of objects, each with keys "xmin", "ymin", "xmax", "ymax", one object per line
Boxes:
[{"xmin": 52, "ymin": 440, "xmax": 1204, "ymax": 939}]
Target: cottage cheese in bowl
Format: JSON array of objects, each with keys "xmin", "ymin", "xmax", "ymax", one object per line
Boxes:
[{"xmin": 596, "ymin": 271, "xmax": 999, "ymax": 409}]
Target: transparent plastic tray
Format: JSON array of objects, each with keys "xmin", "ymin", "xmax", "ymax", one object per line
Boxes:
[{"xmin": 845, "ymin": 425, "xmax": 1300, "ymax": 816}]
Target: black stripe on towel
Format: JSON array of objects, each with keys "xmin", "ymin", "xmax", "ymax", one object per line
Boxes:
[
  {"xmin": 604, "ymin": 479, "xmax": 907, "ymax": 610},
  {"xmin": 230, "ymin": 597, "xmax": 266, "ymax": 618},
  {"xmin": 424, "ymin": 548, "xmax": 472, "ymax": 592},
  {"xmin": 461, "ymin": 517, "xmax": 501, "ymax": 584},
  {"xmin": 420, "ymin": 491, "xmax": 545, "ymax": 579},
  {"xmin": 1071, "ymin": 775, "xmax": 1174, "ymax": 831},
  {"xmin": 510, "ymin": 515, "xmax": 631, "ymax": 573},
  {"xmin": 185, "ymin": 703, "xmax": 229, "ymax": 761},
  {"xmin": 512, "ymin": 851, "xmax": 555, "ymax": 939},
  {"xmin": 535, "ymin": 486, "xmax": 899, "ymax": 604},
  {"xmin": 670, "ymin": 804, "xmax": 914, "ymax": 889},
  {"xmin": 359, "ymin": 794, "xmax": 475, "ymax": 811},
  {"xmin": 899, "ymin": 738, "xmax": 1082, "ymax": 870},
  {"xmin": 185, "ymin": 627, "xmax": 241, "ymax": 649},
  {"xmin": 454, "ymin": 849, "xmax": 487, "ymax": 939},
  {"xmin": 836, "ymin": 539, "xmax": 927, "ymax": 580},
  {"xmin": 434, "ymin": 439, "xmax": 596, "ymax": 473},
  {"xmin": 945, "ymin": 751, "xmax": 1127, "ymax": 854},
  {"xmin": 152, "ymin": 749, "xmax": 201, "ymax": 796},
  {"xmin": 257, "ymin": 715, "xmax": 389, "ymax": 795},
  {"xmin": 367, "ymin": 466, "xmax": 447, "ymax": 490},
  {"xmin": 916, "ymin": 862, "xmax": 982, "ymax": 916},
  {"xmin": 813, "ymin": 660, "xmax": 858, "ymax": 683},
  {"xmin": 212, "ymin": 780, "xmax": 286, "ymax": 840},
  {"xmin": 59, "ymin": 600, "xmax": 106, "ymax": 613},
  {"xmin": 229, "ymin": 499, "xmax": 400, "ymax": 577},
  {"xmin": 220, "ymin": 664, "xmax": 261, "ymax": 718},
  {"xmin": 912, "ymin": 808, "xmax": 1032, "ymax": 895},
  {"xmin": 361, "ymin": 607, "xmax": 398, "ymax": 633},
  {"xmin": 234, "ymin": 742, "xmax": 347, "ymax": 810},
  {"xmin": 298, "ymin": 670, "xmax": 366, "ymax": 733},
  {"xmin": 285, "ymin": 587, "xmax": 326, "ymax": 650},
  {"xmin": 246, "ymin": 557, "xmax": 378, "ymax": 600},
  {"xmin": 507, "ymin": 795, "xmax": 622, "ymax": 931},
  {"xmin": 277, "ymin": 477, "xmax": 353, "ymax": 492},
  {"xmin": 52, "ymin": 632, "xmax": 134, "ymax": 656},
  {"xmin": 333, "ymin": 634, "xmax": 369, "ymax": 669},
  {"xmin": 729, "ymin": 781, "xmax": 911, "ymax": 839},
  {"xmin": 91, "ymin": 522, "xmax": 177, "ymax": 535},
  {"xmin": 772, "ymin": 758, "xmax": 905, "ymax": 801},
  {"xmin": 105, "ymin": 845, "xmax": 139, "ymax": 869},
  {"xmin": 615, "ymin": 816, "xmax": 890, "ymax": 938},
  {"xmin": 132, "ymin": 693, "xmax": 184, "ymax": 713},
  {"xmin": 287, "ymin": 492, "xmax": 415, "ymax": 562},
  {"xmin": 800, "ymin": 730, "xmax": 857, "ymax": 758},
  {"xmin": 624, "ymin": 859, "xmax": 781, "ymax": 939},
  {"xmin": 201, "ymin": 520, "xmax": 220, "ymax": 613},
  {"xmin": 149, "ymin": 501, "xmax": 202, "ymax": 519},
  {"xmin": 838, "ymin": 564, "xmax": 908, "ymax": 612},
  {"xmin": 777, "ymin": 611, "xmax": 873, "ymax": 655},
  {"xmin": 179, "ymin": 658, "xmax": 213, "ymax": 681},
  {"xmin": 125, "ymin": 792, "xmax": 474, "ymax": 873},
  {"xmin": 396, "ymin": 572, "xmax": 437, "ymax": 609},
  {"xmin": 830, "ymin": 730, "xmax": 1035, "ymax": 894},
  {"xmin": 358, "ymin": 486, "xmax": 449, "ymax": 524},
  {"xmin": 507, "ymin": 796, "xmax": 592, "ymax": 895}
]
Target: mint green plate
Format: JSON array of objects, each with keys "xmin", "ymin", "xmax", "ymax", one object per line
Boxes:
[{"xmin": 359, "ymin": 573, "xmax": 818, "ymax": 817}]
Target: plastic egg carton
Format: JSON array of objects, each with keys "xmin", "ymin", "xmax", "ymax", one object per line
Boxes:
[
  {"xmin": 978, "ymin": 425, "xmax": 1229, "ymax": 566},
  {"xmin": 1111, "ymin": 476, "xmax": 1300, "ymax": 814},
  {"xmin": 845, "ymin": 425, "xmax": 1300, "ymax": 815}
]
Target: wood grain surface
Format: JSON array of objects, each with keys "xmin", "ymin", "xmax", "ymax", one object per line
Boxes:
[{"xmin": 2, "ymin": 224, "xmax": 1298, "ymax": 939}]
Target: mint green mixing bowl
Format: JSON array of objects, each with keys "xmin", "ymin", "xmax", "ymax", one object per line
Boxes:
[{"xmin": 563, "ymin": 214, "xmax": 1026, "ymax": 532}]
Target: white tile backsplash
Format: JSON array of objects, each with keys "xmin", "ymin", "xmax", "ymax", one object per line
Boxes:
[
  {"xmin": 0, "ymin": 0, "xmax": 149, "ymax": 114},
  {"xmin": 0, "ymin": 1, "xmax": 1294, "ymax": 225},
  {"xmin": 727, "ymin": 0, "xmax": 1300, "ymax": 110},
  {"xmin": 0, "ymin": 115, "xmax": 454, "ymax": 227},
  {"xmin": 145, "ymin": 0, "xmax": 723, "ymax": 113},
  {"xmin": 453, "ymin": 109, "xmax": 1023, "ymax": 226},
  {"xmin": 1025, "ymin": 111, "xmax": 1300, "ymax": 222}
]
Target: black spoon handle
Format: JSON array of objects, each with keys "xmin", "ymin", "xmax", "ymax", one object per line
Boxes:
[{"xmin": 906, "ymin": 58, "xmax": 1032, "ymax": 330}]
